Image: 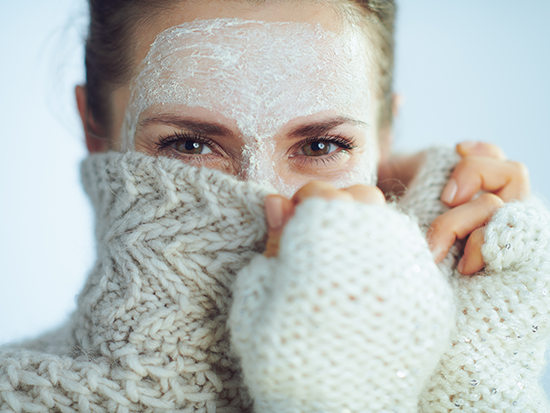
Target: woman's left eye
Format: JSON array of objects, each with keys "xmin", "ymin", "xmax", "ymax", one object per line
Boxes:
[
  {"xmin": 300, "ymin": 141, "xmax": 337, "ymax": 157},
  {"xmin": 172, "ymin": 140, "xmax": 212, "ymax": 155},
  {"xmin": 297, "ymin": 135, "xmax": 356, "ymax": 158}
]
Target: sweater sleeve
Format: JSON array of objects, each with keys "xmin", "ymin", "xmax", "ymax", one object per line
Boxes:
[
  {"xmin": 228, "ymin": 198, "xmax": 456, "ymax": 413},
  {"xmin": 419, "ymin": 197, "xmax": 550, "ymax": 412}
]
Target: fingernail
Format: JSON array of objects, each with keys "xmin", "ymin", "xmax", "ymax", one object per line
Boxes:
[
  {"xmin": 441, "ymin": 178, "xmax": 458, "ymax": 204},
  {"xmin": 265, "ymin": 196, "xmax": 283, "ymax": 231},
  {"xmin": 457, "ymin": 257, "xmax": 465, "ymax": 274}
]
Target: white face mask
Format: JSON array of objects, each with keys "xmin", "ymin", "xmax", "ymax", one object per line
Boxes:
[{"xmin": 122, "ymin": 18, "xmax": 378, "ymax": 194}]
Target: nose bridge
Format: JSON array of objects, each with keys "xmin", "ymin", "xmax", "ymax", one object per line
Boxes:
[
  {"xmin": 237, "ymin": 139, "xmax": 294, "ymax": 196},
  {"xmin": 240, "ymin": 142, "xmax": 273, "ymax": 183}
]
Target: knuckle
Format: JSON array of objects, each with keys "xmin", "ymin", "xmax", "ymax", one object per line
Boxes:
[
  {"xmin": 453, "ymin": 156, "xmax": 477, "ymax": 175},
  {"xmin": 348, "ymin": 184, "xmax": 371, "ymax": 193},
  {"xmin": 301, "ymin": 180, "xmax": 329, "ymax": 191},
  {"xmin": 369, "ymin": 187, "xmax": 387, "ymax": 204},
  {"xmin": 452, "ymin": 158, "xmax": 468, "ymax": 172},
  {"xmin": 338, "ymin": 191, "xmax": 355, "ymax": 201},
  {"xmin": 429, "ymin": 215, "xmax": 447, "ymax": 234},
  {"xmin": 477, "ymin": 193, "xmax": 504, "ymax": 209},
  {"xmin": 482, "ymin": 142, "xmax": 505, "ymax": 157},
  {"xmin": 510, "ymin": 161, "xmax": 530, "ymax": 181},
  {"xmin": 476, "ymin": 141, "xmax": 494, "ymax": 152},
  {"xmin": 343, "ymin": 185, "xmax": 383, "ymax": 203},
  {"xmin": 297, "ymin": 181, "xmax": 333, "ymax": 198},
  {"xmin": 364, "ymin": 185, "xmax": 384, "ymax": 197}
]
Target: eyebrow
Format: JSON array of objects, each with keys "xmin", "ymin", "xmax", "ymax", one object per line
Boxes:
[
  {"xmin": 287, "ymin": 116, "xmax": 368, "ymax": 138},
  {"xmin": 139, "ymin": 115, "xmax": 236, "ymax": 137},
  {"xmin": 139, "ymin": 114, "xmax": 367, "ymax": 138}
]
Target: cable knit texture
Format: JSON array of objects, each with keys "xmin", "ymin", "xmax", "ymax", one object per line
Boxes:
[
  {"xmin": 1, "ymin": 147, "xmax": 549, "ymax": 413},
  {"xmin": 0, "ymin": 153, "xmax": 273, "ymax": 413}
]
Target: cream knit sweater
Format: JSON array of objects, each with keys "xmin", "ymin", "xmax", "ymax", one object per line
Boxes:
[{"xmin": 1, "ymin": 147, "xmax": 549, "ymax": 412}]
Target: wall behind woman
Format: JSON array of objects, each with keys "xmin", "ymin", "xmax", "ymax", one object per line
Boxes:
[{"xmin": 1, "ymin": 0, "xmax": 549, "ymax": 391}]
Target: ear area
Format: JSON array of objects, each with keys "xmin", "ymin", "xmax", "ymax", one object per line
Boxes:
[
  {"xmin": 377, "ymin": 92, "xmax": 402, "ymax": 165},
  {"xmin": 392, "ymin": 93, "xmax": 403, "ymax": 118},
  {"xmin": 75, "ymin": 85, "xmax": 110, "ymax": 153}
]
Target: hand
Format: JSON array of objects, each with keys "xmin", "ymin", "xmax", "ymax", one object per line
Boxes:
[
  {"xmin": 428, "ymin": 141, "xmax": 530, "ymax": 275},
  {"xmin": 263, "ymin": 181, "xmax": 386, "ymax": 258}
]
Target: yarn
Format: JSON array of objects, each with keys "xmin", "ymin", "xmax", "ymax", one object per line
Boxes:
[
  {"xmin": 229, "ymin": 199, "xmax": 456, "ymax": 413},
  {"xmin": 1, "ymin": 152, "xmax": 273, "ymax": 413},
  {"xmin": 419, "ymin": 198, "xmax": 550, "ymax": 412},
  {"xmin": 0, "ymin": 147, "xmax": 549, "ymax": 413}
]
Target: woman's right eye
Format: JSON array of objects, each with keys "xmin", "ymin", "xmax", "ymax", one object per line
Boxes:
[{"xmin": 171, "ymin": 140, "xmax": 213, "ymax": 155}]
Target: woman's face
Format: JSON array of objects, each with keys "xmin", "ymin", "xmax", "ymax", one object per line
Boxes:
[{"xmin": 107, "ymin": 1, "xmax": 381, "ymax": 197}]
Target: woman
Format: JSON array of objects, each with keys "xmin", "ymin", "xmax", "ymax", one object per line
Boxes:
[{"xmin": 1, "ymin": 1, "xmax": 548, "ymax": 412}]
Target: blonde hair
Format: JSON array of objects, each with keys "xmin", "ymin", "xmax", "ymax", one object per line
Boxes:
[{"xmin": 349, "ymin": 0, "xmax": 396, "ymax": 131}]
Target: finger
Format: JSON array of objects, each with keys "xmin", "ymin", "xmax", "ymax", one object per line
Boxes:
[
  {"xmin": 292, "ymin": 180, "xmax": 354, "ymax": 205},
  {"xmin": 441, "ymin": 157, "xmax": 530, "ymax": 206},
  {"xmin": 264, "ymin": 195, "xmax": 294, "ymax": 258},
  {"xmin": 429, "ymin": 193, "xmax": 503, "ymax": 263},
  {"xmin": 456, "ymin": 227, "xmax": 485, "ymax": 275},
  {"xmin": 342, "ymin": 185, "xmax": 386, "ymax": 205},
  {"xmin": 264, "ymin": 182, "xmax": 384, "ymax": 258},
  {"xmin": 456, "ymin": 141, "xmax": 507, "ymax": 160}
]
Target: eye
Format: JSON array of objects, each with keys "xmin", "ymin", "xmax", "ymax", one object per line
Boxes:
[
  {"xmin": 288, "ymin": 134, "xmax": 357, "ymax": 169},
  {"xmin": 155, "ymin": 132, "xmax": 214, "ymax": 156},
  {"xmin": 172, "ymin": 139, "xmax": 212, "ymax": 155},
  {"xmin": 296, "ymin": 135, "xmax": 356, "ymax": 158},
  {"xmin": 300, "ymin": 141, "xmax": 337, "ymax": 157}
]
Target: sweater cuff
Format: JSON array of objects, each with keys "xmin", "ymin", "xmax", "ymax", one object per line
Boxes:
[
  {"xmin": 482, "ymin": 197, "xmax": 550, "ymax": 273},
  {"xmin": 230, "ymin": 198, "xmax": 456, "ymax": 413}
]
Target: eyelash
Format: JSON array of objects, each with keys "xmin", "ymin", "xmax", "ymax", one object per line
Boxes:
[
  {"xmin": 291, "ymin": 134, "xmax": 357, "ymax": 164},
  {"xmin": 155, "ymin": 131, "xmax": 357, "ymax": 165},
  {"xmin": 155, "ymin": 132, "xmax": 215, "ymax": 153}
]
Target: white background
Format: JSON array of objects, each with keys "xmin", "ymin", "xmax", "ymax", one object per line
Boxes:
[{"xmin": 1, "ymin": 0, "xmax": 549, "ymax": 391}]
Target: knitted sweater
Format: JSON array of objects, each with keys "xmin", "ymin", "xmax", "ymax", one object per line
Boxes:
[{"xmin": 1, "ymin": 147, "xmax": 549, "ymax": 412}]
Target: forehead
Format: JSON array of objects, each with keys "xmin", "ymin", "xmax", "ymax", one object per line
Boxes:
[{"xmin": 123, "ymin": 19, "xmax": 372, "ymax": 144}]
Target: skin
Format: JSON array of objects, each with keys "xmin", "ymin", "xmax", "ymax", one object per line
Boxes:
[
  {"xmin": 134, "ymin": 108, "xmax": 376, "ymax": 194},
  {"xmin": 262, "ymin": 142, "xmax": 530, "ymax": 275},
  {"xmin": 75, "ymin": 0, "xmax": 530, "ymax": 274},
  {"xmin": 431, "ymin": 141, "xmax": 530, "ymax": 274}
]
